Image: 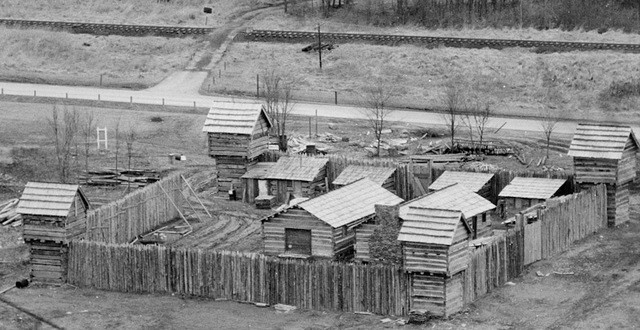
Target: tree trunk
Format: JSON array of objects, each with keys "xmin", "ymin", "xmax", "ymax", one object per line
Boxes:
[{"xmin": 278, "ymin": 135, "xmax": 288, "ymax": 152}]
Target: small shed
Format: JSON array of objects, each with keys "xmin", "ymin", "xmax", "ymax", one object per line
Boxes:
[
  {"xmin": 498, "ymin": 177, "xmax": 568, "ymax": 214},
  {"xmin": 397, "ymin": 207, "xmax": 470, "ymax": 317},
  {"xmin": 262, "ymin": 178, "xmax": 403, "ymax": 260},
  {"xmin": 402, "ymin": 183, "xmax": 495, "ymax": 239},
  {"xmin": 202, "ymin": 101, "xmax": 273, "ymax": 196},
  {"xmin": 332, "ymin": 165, "xmax": 396, "ymax": 194},
  {"xmin": 263, "ymin": 156, "xmax": 329, "ymax": 204},
  {"xmin": 241, "ymin": 162, "xmax": 276, "ymax": 204},
  {"xmin": 16, "ymin": 182, "xmax": 91, "ymax": 282},
  {"xmin": 568, "ymin": 123, "xmax": 639, "ymax": 226},
  {"xmin": 429, "ymin": 171, "xmax": 494, "ymax": 201}
]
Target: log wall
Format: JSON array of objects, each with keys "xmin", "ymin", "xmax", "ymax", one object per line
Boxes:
[{"xmin": 262, "ymin": 208, "xmax": 334, "ymax": 258}]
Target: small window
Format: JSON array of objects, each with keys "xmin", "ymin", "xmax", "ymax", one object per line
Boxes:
[{"xmin": 482, "ymin": 213, "xmax": 487, "ymax": 223}]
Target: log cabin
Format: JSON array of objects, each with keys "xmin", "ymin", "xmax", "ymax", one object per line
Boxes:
[
  {"xmin": 498, "ymin": 177, "xmax": 568, "ymax": 217},
  {"xmin": 332, "ymin": 165, "xmax": 396, "ymax": 195},
  {"xmin": 263, "ymin": 156, "xmax": 329, "ymax": 205},
  {"xmin": 16, "ymin": 182, "xmax": 91, "ymax": 282},
  {"xmin": 202, "ymin": 101, "xmax": 273, "ymax": 196},
  {"xmin": 568, "ymin": 123, "xmax": 639, "ymax": 226},
  {"xmin": 261, "ymin": 178, "xmax": 403, "ymax": 260},
  {"xmin": 402, "ymin": 183, "xmax": 495, "ymax": 239},
  {"xmin": 397, "ymin": 207, "xmax": 471, "ymax": 317},
  {"xmin": 428, "ymin": 171, "xmax": 494, "ymax": 201}
]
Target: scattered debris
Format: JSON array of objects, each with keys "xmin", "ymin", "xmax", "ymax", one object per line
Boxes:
[
  {"xmin": 80, "ymin": 169, "xmax": 160, "ymax": 187},
  {"xmin": 553, "ymin": 271, "xmax": 575, "ymax": 276},
  {"xmin": 407, "ymin": 311, "xmax": 434, "ymax": 325},
  {"xmin": 0, "ymin": 198, "xmax": 21, "ymax": 226},
  {"xmin": 302, "ymin": 42, "xmax": 335, "ymax": 52},
  {"xmin": 254, "ymin": 302, "xmax": 269, "ymax": 308},
  {"xmin": 381, "ymin": 318, "xmax": 393, "ymax": 323},
  {"xmin": 274, "ymin": 303, "xmax": 297, "ymax": 313},
  {"xmin": 505, "ymin": 281, "xmax": 516, "ymax": 286},
  {"xmin": 354, "ymin": 311, "xmax": 374, "ymax": 315}
]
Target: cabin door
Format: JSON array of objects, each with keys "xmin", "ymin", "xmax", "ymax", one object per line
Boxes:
[
  {"xmin": 285, "ymin": 228, "xmax": 312, "ymax": 255},
  {"xmin": 258, "ymin": 180, "xmax": 269, "ymax": 196}
]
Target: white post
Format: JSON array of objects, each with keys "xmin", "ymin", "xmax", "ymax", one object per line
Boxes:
[{"xmin": 97, "ymin": 127, "xmax": 108, "ymax": 150}]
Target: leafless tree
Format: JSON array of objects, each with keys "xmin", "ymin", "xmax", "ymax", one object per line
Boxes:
[
  {"xmin": 540, "ymin": 104, "xmax": 561, "ymax": 163},
  {"xmin": 262, "ymin": 69, "xmax": 296, "ymax": 152},
  {"xmin": 360, "ymin": 80, "xmax": 397, "ymax": 157},
  {"xmin": 441, "ymin": 80, "xmax": 467, "ymax": 152},
  {"xmin": 124, "ymin": 125, "xmax": 137, "ymax": 171},
  {"xmin": 81, "ymin": 111, "xmax": 96, "ymax": 175},
  {"xmin": 48, "ymin": 105, "xmax": 80, "ymax": 183},
  {"xmin": 462, "ymin": 98, "xmax": 494, "ymax": 152}
]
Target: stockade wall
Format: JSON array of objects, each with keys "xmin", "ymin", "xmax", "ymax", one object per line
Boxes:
[
  {"xmin": 67, "ymin": 241, "xmax": 410, "ymax": 315},
  {"xmin": 462, "ymin": 185, "xmax": 607, "ymax": 305},
  {"xmin": 84, "ymin": 172, "xmax": 185, "ymax": 244}
]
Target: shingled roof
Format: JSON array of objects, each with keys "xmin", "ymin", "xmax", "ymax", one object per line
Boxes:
[
  {"xmin": 16, "ymin": 182, "xmax": 89, "ymax": 217},
  {"xmin": 241, "ymin": 162, "xmax": 276, "ymax": 180},
  {"xmin": 332, "ymin": 165, "xmax": 396, "ymax": 186},
  {"xmin": 264, "ymin": 156, "xmax": 329, "ymax": 182},
  {"xmin": 429, "ymin": 171, "xmax": 494, "ymax": 192},
  {"xmin": 397, "ymin": 207, "xmax": 469, "ymax": 246},
  {"xmin": 296, "ymin": 178, "xmax": 403, "ymax": 228},
  {"xmin": 568, "ymin": 123, "xmax": 639, "ymax": 160},
  {"xmin": 400, "ymin": 183, "xmax": 495, "ymax": 220},
  {"xmin": 498, "ymin": 177, "xmax": 567, "ymax": 200},
  {"xmin": 202, "ymin": 101, "xmax": 272, "ymax": 135}
]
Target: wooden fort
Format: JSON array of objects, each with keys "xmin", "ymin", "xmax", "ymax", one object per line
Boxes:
[
  {"xmin": 429, "ymin": 170, "xmax": 494, "ymax": 201},
  {"xmin": 261, "ymin": 178, "xmax": 403, "ymax": 260},
  {"xmin": 404, "ymin": 183, "xmax": 495, "ymax": 239},
  {"xmin": 202, "ymin": 101, "xmax": 272, "ymax": 196},
  {"xmin": 397, "ymin": 207, "xmax": 471, "ymax": 317},
  {"xmin": 16, "ymin": 182, "xmax": 90, "ymax": 282},
  {"xmin": 332, "ymin": 165, "xmax": 397, "ymax": 194},
  {"xmin": 568, "ymin": 123, "xmax": 639, "ymax": 226},
  {"xmin": 498, "ymin": 177, "xmax": 568, "ymax": 216},
  {"xmin": 263, "ymin": 156, "xmax": 329, "ymax": 204}
]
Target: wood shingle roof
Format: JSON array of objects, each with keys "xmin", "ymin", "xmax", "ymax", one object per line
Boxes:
[
  {"xmin": 264, "ymin": 157, "xmax": 329, "ymax": 182},
  {"xmin": 16, "ymin": 182, "xmax": 88, "ymax": 217},
  {"xmin": 202, "ymin": 101, "xmax": 272, "ymax": 135},
  {"xmin": 297, "ymin": 178, "xmax": 403, "ymax": 228},
  {"xmin": 400, "ymin": 183, "xmax": 495, "ymax": 220},
  {"xmin": 568, "ymin": 123, "xmax": 639, "ymax": 160},
  {"xmin": 397, "ymin": 207, "xmax": 467, "ymax": 246},
  {"xmin": 241, "ymin": 162, "xmax": 276, "ymax": 180},
  {"xmin": 429, "ymin": 171, "xmax": 494, "ymax": 192},
  {"xmin": 332, "ymin": 165, "xmax": 396, "ymax": 186},
  {"xmin": 498, "ymin": 177, "xmax": 566, "ymax": 200}
]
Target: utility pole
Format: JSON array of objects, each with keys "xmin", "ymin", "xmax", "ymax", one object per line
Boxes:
[{"xmin": 317, "ymin": 24, "xmax": 322, "ymax": 69}]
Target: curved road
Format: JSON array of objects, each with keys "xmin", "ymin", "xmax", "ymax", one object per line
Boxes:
[{"xmin": 0, "ymin": 78, "xmax": 583, "ymax": 135}]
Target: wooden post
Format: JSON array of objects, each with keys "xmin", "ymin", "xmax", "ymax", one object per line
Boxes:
[
  {"xmin": 130, "ymin": 96, "xmax": 133, "ymax": 104},
  {"xmin": 162, "ymin": 98, "xmax": 165, "ymax": 106},
  {"xmin": 317, "ymin": 24, "xmax": 322, "ymax": 69},
  {"xmin": 100, "ymin": 73, "xmax": 104, "ymax": 86},
  {"xmin": 98, "ymin": 94, "xmax": 100, "ymax": 101},
  {"xmin": 34, "ymin": 90, "xmax": 36, "ymax": 97},
  {"xmin": 256, "ymin": 74, "xmax": 260, "ymax": 97},
  {"xmin": 309, "ymin": 117, "xmax": 312, "ymax": 138},
  {"xmin": 315, "ymin": 109, "xmax": 318, "ymax": 136},
  {"xmin": 334, "ymin": 91, "xmax": 338, "ymax": 104},
  {"xmin": 181, "ymin": 174, "xmax": 212, "ymax": 218}
]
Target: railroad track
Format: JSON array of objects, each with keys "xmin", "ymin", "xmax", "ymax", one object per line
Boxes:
[
  {"xmin": 238, "ymin": 29, "xmax": 640, "ymax": 52},
  {"xmin": 0, "ymin": 18, "xmax": 213, "ymax": 37}
]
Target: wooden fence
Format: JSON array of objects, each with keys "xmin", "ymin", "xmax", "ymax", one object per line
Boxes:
[
  {"xmin": 67, "ymin": 241, "xmax": 410, "ymax": 315},
  {"xmin": 462, "ymin": 184, "xmax": 607, "ymax": 304},
  {"xmin": 85, "ymin": 172, "xmax": 186, "ymax": 244}
]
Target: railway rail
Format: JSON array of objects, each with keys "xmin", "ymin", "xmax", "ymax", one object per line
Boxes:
[
  {"xmin": 0, "ymin": 18, "xmax": 213, "ymax": 37},
  {"xmin": 237, "ymin": 29, "xmax": 640, "ymax": 52}
]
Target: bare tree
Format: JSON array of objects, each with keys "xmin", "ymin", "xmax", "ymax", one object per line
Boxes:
[
  {"xmin": 81, "ymin": 111, "xmax": 96, "ymax": 175},
  {"xmin": 441, "ymin": 80, "xmax": 466, "ymax": 152},
  {"xmin": 48, "ymin": 105, "xmax": 80, "ymax": 183},
  {"xmin": 462, "ymin": 99, "xmax": 494, "ymax": 152},
  {"xmin": 124, "ymin": 125, "xmax": 137, "ymax": 171},
  {"xmin": 114, "ymin": 117, "xmax": 121, "ymax": 173},
  {"xmin": 540, "ymin": 104, "xmax": 560, "ymax": 163},
  {"xmin": 360, "ymin": 81, "xmax": 396, "ymax": 157},
  {"xmin": 262, "ymin": 69, "xmax": 296, "ymax": 152}
]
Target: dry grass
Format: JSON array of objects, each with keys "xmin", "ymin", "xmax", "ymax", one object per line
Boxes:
[
  {"xmin": 212, "ymin": 41, "xmax": 640, "ymax": 120},
  {"xmin": 252, "ymin": 11, "xmax": 640, "ymax": 44},
  {"xmin": 0, "ymin": 0, "xmax": 272, "ymax": 27},
  {"xmin": 0, "ymin": 27, "xmax": 205, "ymax": 89}
]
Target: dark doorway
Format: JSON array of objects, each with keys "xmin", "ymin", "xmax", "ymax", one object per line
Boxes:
[{"xmin": 285, "ymin": 228, "xmax": 312, "ymax": 255}]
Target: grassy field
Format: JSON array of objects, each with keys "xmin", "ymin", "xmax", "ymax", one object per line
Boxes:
[
  {"xmin": 209, "ymin": 40, "xmax": 640, "ymax": 121},
  {"xmin": 0, "ymin": 0, "xmax": 274, "ymax": 27},
  {"xmin": 0, "ymin": 27, "xmax": 205, "ymax": 89}
]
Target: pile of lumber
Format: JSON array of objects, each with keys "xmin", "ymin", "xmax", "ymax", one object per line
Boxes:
[
  {"xmin": 80, "ymin": 169, "xmax": 160, "ymax": 187},
  {"xmin": 0, "ymin": 198, "xmax": 21, "ymax": 226}
]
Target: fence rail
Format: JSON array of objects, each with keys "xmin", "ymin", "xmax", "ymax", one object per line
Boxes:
[
  {"xmin": 85, "ymin": 172, "xmax": 185, "ymax": 244},
  {"xmin": 67, "ymin": 242, "xmax": 410, "ymax": 315}
]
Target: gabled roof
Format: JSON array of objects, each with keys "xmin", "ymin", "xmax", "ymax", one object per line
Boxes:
[
  {"xmin": 297, "ymin": 178, "xmax": 404, "ymax": 228},
  {"xmin": 332, "ymin": 165, "xmax": 396, "ymax": 186},
  {"xmin": 397, "ymin": 207, "xmax": 469, "ymax": 246},
  {"xmin": 264, "ymin": 156, "xmax": 329, "ymax": 182},
  {"xmin": 568, "ymin": 123, "xmax": 639, "ymax": 160},
  {"xmin": 400, "ymin": 183, "xmax": 495, "ymax": 220},
  {"xmin": 202, "ymin": 101, "xmax": 272, "ymax": 135},
  {"xmin": 498, "ymin": 177, "xmax": 566, "ymax": 200},
  {"xmin": 16, "ymin": 182, "xmax": 89, "ymax": 217},
  {"xmin": 241, "ymin": 162, "xmax": 276, "ymax": 180},
  {"xmin": 429, "ymin": 171, "xmax": 494, "ymax": 192}
]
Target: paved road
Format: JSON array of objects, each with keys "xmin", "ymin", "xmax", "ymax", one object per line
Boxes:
[{"xmin": 0, "ymin": 79, "xmax": 581, "ymax": 135}]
